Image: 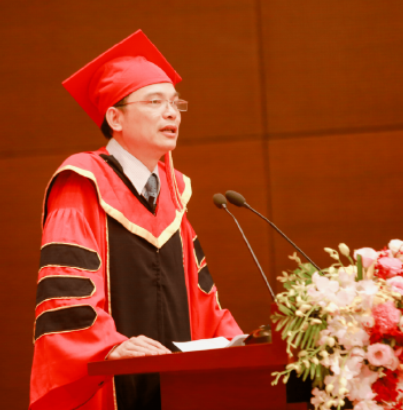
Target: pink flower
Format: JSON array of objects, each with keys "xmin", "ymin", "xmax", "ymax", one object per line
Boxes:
[
  {"xmin": 367, "ymin": 343, "xmax": 399, "ymax": 370},
  {"xmin": 377, "ymin": 257, "xmax": 403, "ymax": 278},
  {"xmin": 386, "ymin": 276, "xmax": 403, "ymax": 295},
  {"xmin": 372, "ymin": 301, "xmax": 401, "ymax": 333},
  {"xmin": 354, "ymin": 248, "xmax": 378, "ymax": 268}
]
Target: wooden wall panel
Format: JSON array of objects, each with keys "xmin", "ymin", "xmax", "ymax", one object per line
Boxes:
[
  {"xmin": 174, "ymin": 139, "xmax": 274, "ymax": 332},
  {"xmin": 0, "ymin": 3, "xmax": 263, "ymax": 405},
  {"xmin": 0, "ymin": 0, "xmax": 262, "ymax": 158},
  {"xmin": 0, "ymin": 153, "xmax": 67, "ymax": 409},
  {"xmin": 268, "ymin": 130, "xmax": 403, "ymax": 276},
  {"xmin": 1, "ymin": 0, "xmax": 403, "ymax": 408},
  {"xmin": 261, "ymin": 1, "xmax": 403, "ymax": 135}
]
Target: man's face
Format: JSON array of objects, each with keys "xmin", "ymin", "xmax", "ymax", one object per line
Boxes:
[{"xmin": 117, "ymin": 82, "xmax": 181, "ymax": 161}]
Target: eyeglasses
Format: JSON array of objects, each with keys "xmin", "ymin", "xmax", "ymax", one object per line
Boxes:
[{"xmin": 116, "ymin": 99, "xmax": 188, "ymax": 112}]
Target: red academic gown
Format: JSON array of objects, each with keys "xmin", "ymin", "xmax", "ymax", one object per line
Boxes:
[{"xmin": 29, "ymin": 147, "xmax": 242, "ymax": 410}]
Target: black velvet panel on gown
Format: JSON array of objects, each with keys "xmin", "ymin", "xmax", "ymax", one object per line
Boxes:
[{"xmin": 101, "ymin": 154, "xmax": 191, "ymax": 410}]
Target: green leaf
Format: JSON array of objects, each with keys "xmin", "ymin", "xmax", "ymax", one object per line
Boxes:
[
  {"xmin": 288, "ymin": 317, "xmax": 304, "ymax": 344},
  {"xmin": 293, "ymin": 316, "xmax": 304, "ymax": 331},
  {"xmin": 270, "ymin": 314, "xmax": 279, "ymax": 323},
  {"xmin": 310, "ymin": 363, "xmax": 315, "ymax": 380},
  {"xmin": 300, "ymin": 324, "xmax": 313, "ymax": 349},
  {"xmin": 356, "ymin": 254, "xmax": 363, "ymax": 281},
  {"xmin": 275, "ymin": 316, "xmax": 289, "ymax": 332},
  {"xmin": 270, "ymin": 314, "xmax": 284, "ymax": 324},
  {"xmin": 302, "ymin": 365, "xmax": 310, "ymax": 382},
  {"xmin": 294, "ymin": 328, "xmax": 303, "ymax": 348},
  {"xmin": 282, "ymin": 317, "xmax": 297, "ymax": 339},
  {"xmin": 308, "ymin": 326, "xmax": 320, "ymax": 349},
  {"xmin": 306, "ymin": 326, "xmax": 316, "ymax": 349},
  {"xmin": 278, "ymin": 304, "xmax": 293, "ymax": 316},
  {"xmin": 313, "ymin": 365, "xmax": 323, "ymax": 388}
]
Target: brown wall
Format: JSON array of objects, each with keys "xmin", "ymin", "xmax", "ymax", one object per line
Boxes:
[{"xmin": 1, "ymin": 1, "xmax": 403, "ymax": 408}]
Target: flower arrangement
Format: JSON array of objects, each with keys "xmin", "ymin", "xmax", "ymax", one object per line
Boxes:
[{"xmin": 271, "ymin": 239, "xmax": 403, "ymax": 410}]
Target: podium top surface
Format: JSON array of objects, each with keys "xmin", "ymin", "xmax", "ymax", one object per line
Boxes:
[{"xmin": 88, "ymin": 342, "xmax": 287, "ymax": 377}]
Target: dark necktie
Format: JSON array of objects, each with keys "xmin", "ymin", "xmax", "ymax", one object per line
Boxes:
[{"xmin": 143, "ymin": 173, "xmax": 159, "ymax": 208}]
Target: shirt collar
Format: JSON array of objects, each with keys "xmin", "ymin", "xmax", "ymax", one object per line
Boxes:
[{"xmin": 106, "ymin": 138, "xmax": 160, "ymax": 196}]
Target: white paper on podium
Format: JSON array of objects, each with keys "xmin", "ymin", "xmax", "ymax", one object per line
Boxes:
[{"xmin": 173, "ymin": 334, "xmax": 248, "ymax": 352}]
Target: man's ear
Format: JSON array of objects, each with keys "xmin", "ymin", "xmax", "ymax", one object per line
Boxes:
[{"xmin": 105, "ymin": 107, "xmax": 123, "ymax": 132}]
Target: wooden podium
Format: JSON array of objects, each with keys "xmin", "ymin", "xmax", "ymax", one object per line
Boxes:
[{"xmin": 88, "ymin": 329, "xmax": 306, "ymax": 410}]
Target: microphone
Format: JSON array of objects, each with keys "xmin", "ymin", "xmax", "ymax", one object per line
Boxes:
[
  {"xmin": 213, "ymin": 193, "xmax": 276, "ymax": 300},
  {"xmin": 225, "ymin": 190, "xmax": 321, "ymax": 272}
]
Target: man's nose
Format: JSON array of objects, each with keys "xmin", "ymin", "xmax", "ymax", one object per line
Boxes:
[{"xmin": 162, "ymin": 101, "xmax": 178, "ymax": 118}]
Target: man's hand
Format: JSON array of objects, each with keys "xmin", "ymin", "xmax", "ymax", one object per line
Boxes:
[{"xmin": 106, "ymin": 335, "xmax": 171, "ymax": 360}]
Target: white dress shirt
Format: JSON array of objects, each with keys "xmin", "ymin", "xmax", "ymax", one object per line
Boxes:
[{"xmin": 106, "ymin": 138, "xmax": 160, "ymax": 197}]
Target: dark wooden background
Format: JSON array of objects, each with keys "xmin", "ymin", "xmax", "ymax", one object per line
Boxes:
[{"xmin": 1, "ymin": 1, "xmax": 403, "ymax": 408}]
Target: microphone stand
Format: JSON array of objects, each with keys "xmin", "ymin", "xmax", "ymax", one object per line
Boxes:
[
  {"xmin": 244, "ymin": 203, "xmax": 321, "ymax": 272},
  {"xmin": 225, "ymin": 191, "xmax": 321, "ymax": 272},
  {"xmin": 222, "ymin": 204, "xmax": 276, "ymax": 300},
  {"xmin": 213, "ymin": 193, "xmax": 275, "ymax": 345}
]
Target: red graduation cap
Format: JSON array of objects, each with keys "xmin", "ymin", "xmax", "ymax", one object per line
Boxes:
[{"xmin": 62, "ymin": 29, "xmax": 182, "ymax": 127}]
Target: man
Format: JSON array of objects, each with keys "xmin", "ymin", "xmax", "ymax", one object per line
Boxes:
[{"xmin": 30, "ymin": 30, "xmax": 242, "ymax": 410}]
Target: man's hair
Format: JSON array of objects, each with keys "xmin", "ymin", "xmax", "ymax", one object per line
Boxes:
[{"xmin": 100, "ymin": 95, "xmax": 129, "ymax": 139}]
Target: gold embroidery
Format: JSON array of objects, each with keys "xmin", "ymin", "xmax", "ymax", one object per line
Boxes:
[
  {"xmin": 178, "ymin": 228, "xmax": 186, "ymax": 280},
  {"xmin": 33, "ymin": 304, "xmax": 98, "ymax": 343},
  {"xmin": 105, "ymin": 214, "xmax": 112, "ymax": 315},
  {"xmin": 193, "ymin": 237, "xmax": 213, "ymax": 293},
  {"xmin": 103, "ymin": 216, "xmax": 117, "ymax": 410},
  {"xmin": 198, "ymin": 258, "xmax": 206, "ymax": 270},
  {"xmin": 178, "ymin": 227, "xmax": 193, "ymax": 328},
  {"xmin": 39, "ymin": 242, "xmax": 102, "ymax": 273},
  {"xmin": 104, "ymin": 216, "xmax": 116, "ymax": 409},
  {"xmin": 192, "ymin": 236, "xmax": 206, "ymax": 269},
  {"xmin": 197, "ymin": 283, "xmax": 215, "ymax": 295},
  {"xmin": 49, "ymin": 165, "xmax": 192, "ymax": 249},
  {"xmin": 167, "ymin": 151, "xmax": 184, "ymax": 211},
  {"xmin": 193, "ymin": 248, "xmax": 200, "ymax": 269},
  {"xmin": 112, "ymin": 378, "xmax": 118, "ymax": 410},
  {"xmin": 181, "ymin": 175, "xmax": 191, "ymax": 204},
  {"xmin": 215, "ymin": 291, "xmax": 222, "ymax": 310},
  {"xmin": 35, "ymin": 275, "xmax": 96, "ymax": 308}
]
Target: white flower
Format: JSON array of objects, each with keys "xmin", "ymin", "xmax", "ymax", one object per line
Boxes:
[
  {"xmin": 347, "ymin": 365, "xmax": 378, "ymax": 402},
  {"xmin": 355, "ymin": 280, "xmax": 378, "ymax": 310},
  {"xmin": 354, "ymin": 248, "xmax": 378, "ymax": 268},
  {"xmin": 321, "ymin": 351, "xmax": 342, "ymax": 375},
  {"xmin": 325, "ymin": 316, "xmax": 369, "ymax": 349},
  {"xmin": 336, "ymin": 288, "xmax": 356, "ymax": 307},
  {"xmin": 324, "ymin": 247, "xmax": 340, "ymax": 260},
  {"xmin": 325, "ymin": 374, "xmax": 340, "ymax": 391},
  {"xmin": 348, "ymin": 382, "xmax": 375, "ymax": 402},
  {"xmin": 388, "ymin": 239, "xmax": 403, "ymax": 255},
  {"xmin": 299, "ymin": 304, "xmax": 312, "ymax": 313},
  {"xmin": 311, "ymin": 387, "xmax": 330, "ymax": 409},
  {"xmin": 339, "ymin": 243, "xmax": 350, "ymax": 257},
  {"xmin": 344, "ymin": 327, "xmax": 369, "ymax": 349},
  {"xmin": 353, "ymin": 400, "xmax": 383, "ymax": 410},
  {"xmin": 386, "ymin": 276, "xmax": 403, "ymax": 296},
  {"xmin": 344, "ymin": 348, "xmax": 366, "ymax": 378},
  {"xmin": 359, "ymin": 314, "xmax": 374, "ymax": 328},
  {"xmin": 324, "ymin": 302, "xmax": 340, "ymax": 314},
  {"xmin": 307, "ymin": 272, "xmax": 340, "ymax": 307},
  {"xmin": 356, "ymin": 280, "xmax": 378, "ymax": 296},
  {"xmin": 338, "ymin": 267, "xmax": 357, "ymax": 286}
]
